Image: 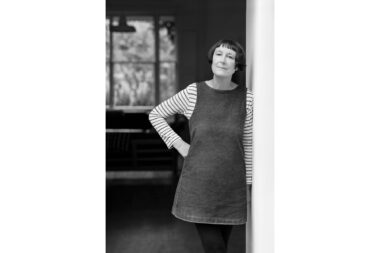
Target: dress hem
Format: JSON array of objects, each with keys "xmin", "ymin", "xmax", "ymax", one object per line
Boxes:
[{"xmin": 171, "ymin": 210, "xmax": 247, "ymax": 225}]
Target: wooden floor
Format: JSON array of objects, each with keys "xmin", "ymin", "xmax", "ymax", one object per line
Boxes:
[{"xmin": 106, "ymin": 180, "xmax": 245, "ymax": 253}]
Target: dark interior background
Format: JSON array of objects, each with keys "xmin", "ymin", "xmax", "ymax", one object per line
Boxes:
[{"xmin": 106, "ymin": 0, "xmax": 247, "ymax": 252}]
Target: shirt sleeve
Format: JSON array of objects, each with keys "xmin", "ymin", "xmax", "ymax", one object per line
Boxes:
[
  {"xmin": 148, "ymin": 84, "xmax": 196, "ymax": 149},
  {"xmin": 243, "ymin": 91, "xmax": 254, "ymax": 185}
]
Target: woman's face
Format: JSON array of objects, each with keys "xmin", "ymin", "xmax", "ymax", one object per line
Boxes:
[{"xmin": 211, "ymin": 45, "xmax": 237, "ymax": 78}]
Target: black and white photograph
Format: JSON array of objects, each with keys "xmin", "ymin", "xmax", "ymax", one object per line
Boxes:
[
  {"xmin": 1, "ymin": 1, "xmax": 380, "ymax": 253},
  {"xmin": 105, "ymin": 0, "xmax": 270, "ymax": 252}
]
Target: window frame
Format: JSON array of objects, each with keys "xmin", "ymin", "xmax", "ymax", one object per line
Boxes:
[{"xmin": 106, "ymin": 11, "xmax": 178, "ymax": 112}]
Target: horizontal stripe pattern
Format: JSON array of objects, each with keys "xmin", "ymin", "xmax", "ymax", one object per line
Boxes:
[{"xmin": 149, "ymin": 83, "xmax": 253, "ymax": 185}]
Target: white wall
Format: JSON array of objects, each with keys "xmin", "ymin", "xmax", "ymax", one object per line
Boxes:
[{"xmin": 246, "ymin": 0, "xmax": 274, "ymax": 252}]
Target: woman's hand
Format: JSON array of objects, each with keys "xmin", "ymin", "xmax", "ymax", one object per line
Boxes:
[{"xmin": 173, "ymin": 139, "xmax": 190, "ymax": 158}]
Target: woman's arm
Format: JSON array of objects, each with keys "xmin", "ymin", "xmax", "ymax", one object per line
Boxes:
[
  {"xmin": 149, "ymin": 83, "xmax": 196, "ymax": 152},
  {"xmin": 243, "ymin": 90, "xmax": 254, "ymax": 185},
  {"xmin": 172, "ymin": 139, "xmax": 190, "ymax": 158}
]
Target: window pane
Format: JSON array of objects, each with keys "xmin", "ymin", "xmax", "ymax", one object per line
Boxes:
[
  {"xmin": 106, "ymin": 17, "xmax": 110, "ymax": 61},
  {"xmin": 159, "ymin": 16, "xmax": 176, "ymax": 61},
  {"xmin": 106, "ymin": 64, "xmax": 110, "ymax": 105},
  {"xmin": 112, "ymin": 17, "xmax": 155, "ymax": 62},
  {"xmin": 159, "ymin": 16, "xmax": 176, "ymax": 102},
  {"xmin": 113, "ymin": 63, "xmax": 155, "ymax": 106},
  {"xmin": 160, "ymin": 62, "xmax": 176, "ymax": 102}
]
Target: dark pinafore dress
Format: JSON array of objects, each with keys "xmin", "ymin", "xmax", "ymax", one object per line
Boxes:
[{"xmin": 172, "ymin": 81, "xmax": 247, "ymax": 225}]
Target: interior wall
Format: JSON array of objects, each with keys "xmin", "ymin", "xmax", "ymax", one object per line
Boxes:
[{"xmin": 106, "ymin": 0, "xmax": 246, "ymax": 91}]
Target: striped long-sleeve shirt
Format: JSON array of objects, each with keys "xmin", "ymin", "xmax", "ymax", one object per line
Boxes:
[{"xmin": 149, "ymin": 83, "xmax": 253, "ymax": 185}]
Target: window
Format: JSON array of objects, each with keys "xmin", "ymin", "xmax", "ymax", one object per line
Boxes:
[{"xmin": 106, "ymin": 14, "xmax": 177, "ymax": 110}]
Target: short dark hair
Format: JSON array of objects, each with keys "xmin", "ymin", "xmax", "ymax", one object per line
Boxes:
[{"xmin": 207, "ymin": 39, "xmax": 246, "ymax": 71}]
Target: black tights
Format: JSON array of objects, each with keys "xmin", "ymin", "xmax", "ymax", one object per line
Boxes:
[{"xmin": 195, "ymin": 223, "xmax": 233, "ymax": 253}]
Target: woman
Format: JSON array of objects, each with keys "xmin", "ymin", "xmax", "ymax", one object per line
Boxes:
[{"xmin": 149, "ymin": 39, "xmax": 253, "ymax": 253}]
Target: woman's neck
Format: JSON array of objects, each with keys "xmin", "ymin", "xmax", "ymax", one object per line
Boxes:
[{"xmin": 209, "ymin": 76, "xmax": 236, "ymax": 90}]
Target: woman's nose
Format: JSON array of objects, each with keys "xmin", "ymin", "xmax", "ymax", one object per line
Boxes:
[{"xmin": 220, "ymin": 55, "xmax": 227, "ymax": 63}]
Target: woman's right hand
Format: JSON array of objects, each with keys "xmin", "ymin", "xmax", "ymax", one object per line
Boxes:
[{"xmin": 173, "ymin": 139, "xmax": 190, "ymax": 158}]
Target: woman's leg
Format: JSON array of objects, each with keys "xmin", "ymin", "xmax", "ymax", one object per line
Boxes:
[
  {"xmin": 220, "ymin": 224, "xmax": 233, "ymax": 247},
  {"xmin": 195, "ymin": 223, "xmax": 234, "ymax": 253}
]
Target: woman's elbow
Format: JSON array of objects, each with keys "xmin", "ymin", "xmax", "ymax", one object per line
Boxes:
[{"xmin": 148, "ymin": 109, "xmax": 158, "ymax": 123}]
